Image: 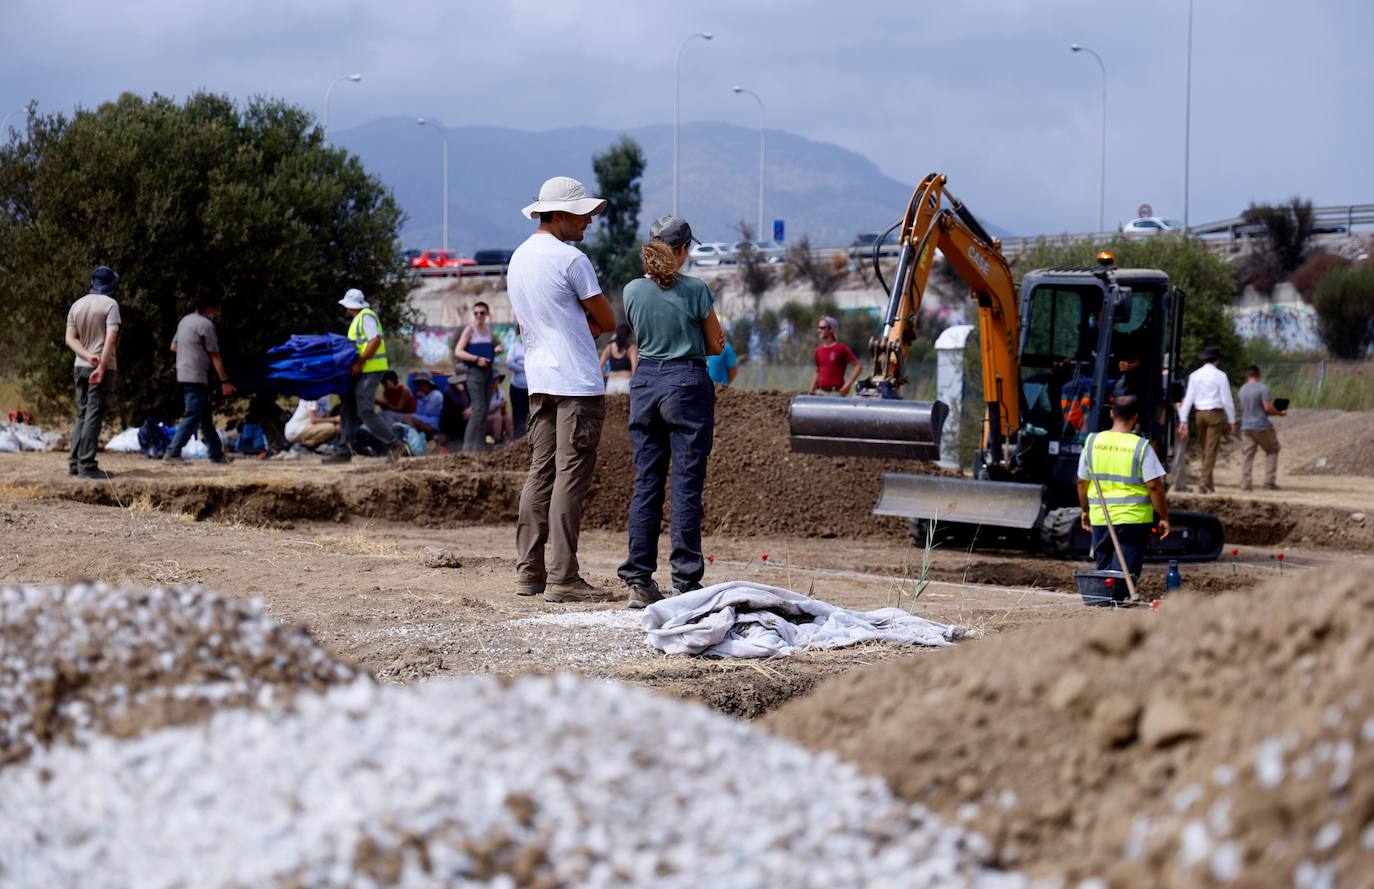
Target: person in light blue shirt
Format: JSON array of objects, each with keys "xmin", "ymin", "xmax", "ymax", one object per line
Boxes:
[{"xmin": 706, "ymin": 340, "xmax": 738, "ymax": 386}]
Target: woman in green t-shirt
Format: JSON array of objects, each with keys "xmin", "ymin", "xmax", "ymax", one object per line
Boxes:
[{"xmin": 617, "ymin": 215, "xmax": 726, "ymax": 609}]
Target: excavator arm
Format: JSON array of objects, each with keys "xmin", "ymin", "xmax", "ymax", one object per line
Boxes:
[
  {"xmin": 866, "ymin": 173, "xmax": 1021, "ymax": 463},
  {"xmin": 787, "ymin": 173, "xmax": 1021, "ymax": 469}
]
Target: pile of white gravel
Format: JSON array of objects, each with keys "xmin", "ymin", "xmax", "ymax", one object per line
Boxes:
[
  {"xmin": 0, "ymin": 673, "xmax": 1028, "ymax": 888},
  {"xmin": 0, "ymin": 582, "xmax": 358, "ymax": 765}
]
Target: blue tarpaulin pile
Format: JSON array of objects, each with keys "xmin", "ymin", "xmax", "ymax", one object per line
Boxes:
[{"xmin": 232, "ymin": 334, "xmax": 358, "ymax": 399}]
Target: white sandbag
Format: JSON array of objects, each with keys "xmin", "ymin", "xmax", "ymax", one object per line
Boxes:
[
  {"xmin": 0, "ymin": 430, "xmax": 20, "ymax": 454},
  {"xmin": 102, "ymin": 428, "xmax": 142, "ymax": 454}
]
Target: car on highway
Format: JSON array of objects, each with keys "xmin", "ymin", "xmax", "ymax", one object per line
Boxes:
[
  {"xmin": 1120, "ymin": 217, "xmax": 1184, "ymax": 237},
  {"xmin": 472, "ymin": 249, "xmax": 514, "ymax": 267},
  {"xmin": 688, "ymin": 242, "xmax": 735, "ymax": 267},
  {"xmin": 732, "ymin": 239, "xmax": 785, "ymax": 263},
  {"xmin": 398, "ymin": 248, "xmax": 422, "ymax": 267},
  {"xmin": 410, "ymin": 250, "xmax": 477, "ymax": 273}
]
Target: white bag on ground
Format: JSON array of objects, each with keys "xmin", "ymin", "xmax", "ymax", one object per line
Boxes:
[
  {"xmin": 642, "ymin": 580, "xmax": 970, "ymax": 658},
  {"xmin": 0, "ymin": 430, "xmax": 20, "ymax": 453},
  {"xmin": 102, "ymin": 428, "xmax": 141, "ymax": 453}
]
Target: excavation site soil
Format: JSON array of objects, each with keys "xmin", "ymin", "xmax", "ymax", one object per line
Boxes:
[{"xmin": 3, "ymin": 393, "xmax": 1373, "ymax": 885}]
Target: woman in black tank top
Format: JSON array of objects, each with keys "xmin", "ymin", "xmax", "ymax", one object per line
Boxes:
[{"xmin": 599, "ymin": 323, "xmax": 638, "ymax": 395}]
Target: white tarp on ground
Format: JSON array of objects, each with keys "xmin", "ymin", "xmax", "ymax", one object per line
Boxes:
[
  {"xmin": 642, "ymin": 580, "xmax": 970, "ymax": 658},
  {"xmin": 0, "ymin": 422, "xmax": 60, "ymax": 453}
]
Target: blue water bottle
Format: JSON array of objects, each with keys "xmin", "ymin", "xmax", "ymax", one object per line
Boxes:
[{"xmin": 1166, "ymin": 560, "xmax": 1182, "ymax": 592}]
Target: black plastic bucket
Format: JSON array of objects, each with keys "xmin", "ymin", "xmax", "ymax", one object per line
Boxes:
[{"xmin": 1074, "ymin": 570, "xmax": 1129, "ymax": 607}]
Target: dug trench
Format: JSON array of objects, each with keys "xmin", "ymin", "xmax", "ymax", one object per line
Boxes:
[{"xmin": 21, "ymin": 390, "xmax": 1374, "ymax": 554}]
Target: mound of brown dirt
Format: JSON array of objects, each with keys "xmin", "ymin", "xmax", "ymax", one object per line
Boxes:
[
  {"xmin": 763, "ymin": 564, "xmax": 1374, "ymax": 885},
  {"xmin": 422, "ymin": 389, "xmax": 941, "ymax": 538},
  {"xmin": 0, "ymin": 582, "xmax": 360, "ymax": 767}
]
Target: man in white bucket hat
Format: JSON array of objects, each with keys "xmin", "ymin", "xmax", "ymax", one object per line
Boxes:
[
  {"xmin": 507, "ymin": 176, "xmax": 619, "ymax": 604},
  {"xmin": 324, "ymin": 287, "xmax": 407, "ymax": 464}
]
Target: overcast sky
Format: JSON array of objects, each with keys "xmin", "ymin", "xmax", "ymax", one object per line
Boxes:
[{"xmin": 3, "ymin": 0, "xmax": 1369, "ymax": 236}]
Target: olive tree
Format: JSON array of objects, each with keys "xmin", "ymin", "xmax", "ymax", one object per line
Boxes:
[{"xmin": 0, "ymin": 91, "xmax": 409, "ymax": 424}]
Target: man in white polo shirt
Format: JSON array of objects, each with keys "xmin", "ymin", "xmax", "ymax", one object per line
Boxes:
[{"xmin": 507, "ymin": 176, "xmax": 619, "ymax": 604}]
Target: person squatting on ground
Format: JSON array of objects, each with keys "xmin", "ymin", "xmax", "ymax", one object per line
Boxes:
[
  {"xmin": 1078, "ymin": 395, "xmax": 1171, "ymax": 584},
  {"xmin": 376, "ymin": 370, "xmax": 417, "ymax": 417},
  {"xmin": 1178, "ymin": 345, "xmax": 1235, "ymax": 493},
  {"xmin": 454, "ymin": 301, "xmax": 503, "ymax": 452},
  {"xmin": 409, "ymin": 372, "xmax": 443, "ymax": 435},
  {"xmin": 617, "ymin": 215, "xmax": 727, "ymax": 610},
  {"xmin": 286, "ymin": 395, "xmax": 340, "ymax": 450},
  {"xmin": 165, "ymin": 292, "xmax": 235, "ymax": 464},
  {"xmin": 65, "ymin": 266, "xmax": 122, "ymax": 479},
  {"xmin": 810, "ymin": 315, "xmax": 861, "ymax": 396},
  {"xmin": 326, "ymin": 288, "xmax": 407, "ymax": 464},
  {"xmin": 486, "ymin": 372, "xmax": 514, "ymax": 444},
  {"xmin": 1238, "ymin": 364, "xmax": 1285, "ymax": 491},
  {"xmin": 507, "ymin": 176, "xmax": 618, "ymax": 604},
  {"xmin": 599, "ymin": 323, "xmax": 638, "ymax": 395},
  {"xmin": 504, "ymin": 325, "xmax": 529, "ymax": 440}
]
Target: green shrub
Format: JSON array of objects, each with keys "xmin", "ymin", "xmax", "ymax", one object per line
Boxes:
[{"xmin": 1312, "ymin": 265, "xmax": 1374, "ymax": 359}]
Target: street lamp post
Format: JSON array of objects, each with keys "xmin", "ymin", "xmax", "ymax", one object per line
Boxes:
[
  {"xmin": 1183, "ymin": 0, "xmax": 1194, "ymax": 231},
  {"xmin": 732, "ymin": 86, "xmax": 766, "ymax": 240},
  {"xmin": 417, "ymin": 118, "xmax": 449, "ymax": 251},
  {"xmin": 322, "ymin": 74, "xmax": 362, "ymax": 142},
  {"xmin": 1070, "ymin": 44, "xmax": 1107, "ymax": 233},
  {"xmin": 673, "ymin": 31, "xmax": 713, "ymax": 216}
]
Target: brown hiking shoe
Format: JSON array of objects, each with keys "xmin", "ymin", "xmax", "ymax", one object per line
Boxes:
[
  {"xmin": 515, "ymin": 582, "xmax": 545, "ymax": 597},
  {"xmin": 626, "ymin": 581, "xmax": 663, "ymax": 610},
  {"xmin": 544, "ymin": 577, "xmax": 619, "ymax": 604}
]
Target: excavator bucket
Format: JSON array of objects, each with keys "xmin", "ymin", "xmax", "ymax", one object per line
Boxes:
[
  {"xmin": 874, "ymin": 474, "xmax": 1046, "ymax": 529},
  {"xmin": 788, "ymin": 396, "xmax": 950, "ymax": 462}
]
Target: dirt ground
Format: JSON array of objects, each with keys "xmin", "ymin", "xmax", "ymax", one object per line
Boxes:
[
  {"xmin": 0, "ymin": 468, "xmax": 1366, "ymax": 721},
  {"xmin": 4, "ymin": 399, "xmax": 1374, "ymax": 716},
  {"xmin": 5, "ymin": 393, "xmax": 1374, "ymax": 885},
  {"xmin": 765, "ymin": 561, "xmax": 1374, "ymax": 886}
]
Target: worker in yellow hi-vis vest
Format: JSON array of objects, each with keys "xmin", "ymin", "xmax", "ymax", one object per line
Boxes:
[
  {"xmin": 325, "ymin": 288, "xmax": 407, "ymax": 464},
  {"xmin": 1077, "ymin": 395, "xmax": 1171, "ymax": 583}
]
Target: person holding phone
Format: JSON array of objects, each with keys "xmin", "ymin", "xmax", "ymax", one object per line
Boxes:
[{"xmin": 1238, "ymin": 364, "xmax": 1285, "ymax": 491}]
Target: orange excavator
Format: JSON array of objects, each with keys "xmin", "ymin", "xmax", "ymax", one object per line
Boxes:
[{"xmin": 789, "ymin": 173, "xmax": 1224, "ymax": 561}]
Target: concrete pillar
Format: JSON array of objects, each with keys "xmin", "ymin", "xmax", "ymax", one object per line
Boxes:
[{"xmin": 934, "ymin": 324, "xmax": 976, "ymax": 469}]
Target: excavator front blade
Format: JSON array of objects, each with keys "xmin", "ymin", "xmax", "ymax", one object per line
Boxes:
[
  {"xmin": 788, "ymin": 396, "xmax": 949, "ymax": 462},
  {"xmin": 874, "ymin": 474, "xmax": 1046, "ymax": 529}
]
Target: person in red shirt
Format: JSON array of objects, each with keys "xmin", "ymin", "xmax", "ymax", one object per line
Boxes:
[{"xmin": 810, "ymin": 316, "xmax": 861, "ymax": 395}]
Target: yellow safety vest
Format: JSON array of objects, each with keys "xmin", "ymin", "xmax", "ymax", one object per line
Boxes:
[
  {"xmin": 347, "ymin": 308, "xmax": 388, "ymax": 374},
  {"xmin": 1084, "ymin": 430, "xmax": 1154, "ymax": 526}
]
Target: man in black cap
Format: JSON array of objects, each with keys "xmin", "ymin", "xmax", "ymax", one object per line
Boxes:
[
  {"xmin": 64, "ymin": 266, "xmax": 122, "ymax": 479},
  {"xmin": 1178, "ymin": 345, "xmax": 1236, "ymax": 494}
]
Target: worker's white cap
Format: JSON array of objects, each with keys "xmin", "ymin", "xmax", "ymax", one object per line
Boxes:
[{"xmin": 339, "ymin": 288, "xmax": 369, "ymax": 310}]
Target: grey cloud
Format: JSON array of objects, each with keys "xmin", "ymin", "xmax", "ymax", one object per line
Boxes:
[{"xmin": 2, "ymin": 0, "xmax": 1369, "ymax": 236}]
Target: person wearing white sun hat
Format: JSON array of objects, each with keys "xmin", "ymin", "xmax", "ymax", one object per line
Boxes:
[
  {"xmin": 324, "ymin": 287, "xmax": 407, "ymax": 464},
  {"xmin": 507, "ymin": 176, "xmax": 619, "ymax": 605}
]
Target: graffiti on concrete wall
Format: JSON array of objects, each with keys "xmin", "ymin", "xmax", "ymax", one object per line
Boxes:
[{"xmin": 1230, "ymin": 302, "xmax": 1323, "ymax": 352}]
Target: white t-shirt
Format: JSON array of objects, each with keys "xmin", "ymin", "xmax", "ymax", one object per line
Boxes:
[{"xmin": 505, "ymin": 232, "xmax": 605, "ymax": 397}]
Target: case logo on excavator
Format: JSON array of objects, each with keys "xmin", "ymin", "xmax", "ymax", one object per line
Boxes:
[{"xmin": 967, "ymin": 245, "xmax": 991, "ymax": 278}]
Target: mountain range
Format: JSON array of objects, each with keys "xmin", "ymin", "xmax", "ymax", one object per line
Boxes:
[{"xmin": 331, "ymin": 119, "xmax": 1011, "ymax": 253}]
